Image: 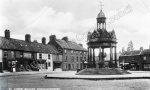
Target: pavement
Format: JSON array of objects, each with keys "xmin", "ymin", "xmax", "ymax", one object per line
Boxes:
[
  {"xmin": 1, "ymin": 70, "xmax": 150, "ymax": 80},
  {"xmin": 0, "ymin": 70, "xmax": 66, "ymax": 77},
  {"xmin": 45, "ymin": 71, "xmax": 150, "ymax": 80}
]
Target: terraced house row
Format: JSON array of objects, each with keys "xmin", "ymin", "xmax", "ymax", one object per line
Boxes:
[{"xmin": 0, "ymin": 29, "xmax": 87, "ymax": 72}]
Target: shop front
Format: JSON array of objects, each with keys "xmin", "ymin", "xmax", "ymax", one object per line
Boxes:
[
  {"xmin": 37, "ymin": 59, "xmax": 47, "ymax": 71},
  {"xmin": 16, "ymin": 58, "xmax": 38, "ymax": 72},
  {"xmin": 2, "ymin": 58, "xmax": 17, "ymax": 72}
]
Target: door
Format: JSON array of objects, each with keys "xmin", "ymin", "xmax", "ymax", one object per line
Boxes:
[{"xmin": 68, "ymin": 64, "xmax": 71, "ymax": 70}]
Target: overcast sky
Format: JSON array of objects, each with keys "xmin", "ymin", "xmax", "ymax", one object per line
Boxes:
[{"xmin": 0, "ymin": 0, "xmax": 150, "ymax": 55}]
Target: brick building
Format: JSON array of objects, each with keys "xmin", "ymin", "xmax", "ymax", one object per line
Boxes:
[
  {"xmin": 119, "ymin": 48, "xmax": 150, "ymax": 71},
  {"xmin": 48, "ymin": 35, "xmax": 88, "ymax": 71}
]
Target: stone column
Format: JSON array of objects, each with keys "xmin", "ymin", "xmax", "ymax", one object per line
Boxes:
[
  {"xmin": 97, "ymin": 23, "xmax": 98, "ymax": 30},
  {"xmin": 110, "ymin": 46, "xmax": 113, "ymax": 68},
  {"xmin": 88, "ymin": 47, "xmax": 90, "ymax": 64},
  {"xmin": 102, "ymin": 48, "xmax": 104, "ymax": 67},
  {"xmin": 93, "ymin": 48, "xmax": 95, "ymax": 67},
  {"xmin": 98, "ymin": 46, "xmax": 101, "ymax": 68},
  {"xmin": 90, "ymin": 48, "xmax": 93, "ymax": 64},
  {"xmin": 114, "ymin": 47, "xmax": 117, "ymax": 68}
]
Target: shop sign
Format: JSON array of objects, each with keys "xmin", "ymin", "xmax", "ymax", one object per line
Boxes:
[{"xmin": 23, "ymin": 52, "xmax": 32, "ymax": 58}]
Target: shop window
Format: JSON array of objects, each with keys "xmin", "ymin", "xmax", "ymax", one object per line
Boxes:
[
  {"xmin": 4, "ymin": 51, "xmax": 8, "ymax": 57},
  {"xmin": 39, "ymin": 53, "xmax": 42, "ymax": 59},
  {"xmin": 48, "ymin": 62, "xmax": 51, "ymax": 67},
  {"xmin": 144, "ymin": 64, "xmax": 150, "ymax": 68},
  {"xmin": 8, "ymin": 61, "xmax": 11, "ymax": 67},
  {"xmin": 48, "ymin": 54, "xmax": 51, "ymax": 59}
]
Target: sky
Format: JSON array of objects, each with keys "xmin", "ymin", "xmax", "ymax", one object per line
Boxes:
[{"xmin": 0, "ymin": 0, "xmax": 150, "ymax": 55}]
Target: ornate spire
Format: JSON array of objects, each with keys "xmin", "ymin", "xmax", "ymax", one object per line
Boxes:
[{"xmin": 99, "ymin": 1, "xmax": 104, "ymax": 11}]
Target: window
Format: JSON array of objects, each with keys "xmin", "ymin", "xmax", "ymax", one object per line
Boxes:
[
  {"xmin": 77, "ymin": 64, "xmax": 79, "ymax": 69},
  {"xmin": 76, "ymin": 51, "xmax": 78, "ymax": 55},
  {"xmin": 48, "ymin": 54, "xmax": 51, "ymax": 59},
  {"xmin": 80, "ymin": 57, "xmax": 82, "ymax": 62},
  {"xmin": 132, "ymin": 57, "xmax": 134, "ymax": 61},
  {"xmin": 77, "ymin": 57, "xmax": 78, "ymax": 62},
  {"xmin": 56, "ymin": 55, "xmax": 59, "ymax": 60},
  {"xmin": 72, "ymin": 64, "xmax": 74, "ymax": 69},
  {"xmin": 71, "ymin": 56, "xmax": 74, "ymax": 62},
  {"xmin": 39, "ymin": 53, "xmax": 42, "ymax": 59},
  {"xmin": 4, "ymin": 51, "xmax": 8, "ymax": 57},
  {"xmin": 65, "ymin": 56, "xmax": 67, "ymax": 61},
  {"xmin": 80, "ymin": 51, "xmax": 82, "ymax": 55},
  {"xmin": 66, "ymin": 64, "xmax": 67, "ymax": 69},
  {"xmin": 143, "ymin": 56, "xmax": 146, "ymax": 60},
  {"xmin": 84, "ymin": 57, "xmax": 86, "ymax": 61},
  {"xmin": 71, "ymin": 50, "xmax": 74, "ymax": 54},
  {"xmin": 20, "ymin": 52, "xmax": 23, "ymax": 58},
  {"xmin": 11, "ymin": 51, "xmax": 14, "ymax": 58},
  {"xmin": 48, "ymin": 62, "xmax": 51, "ymax": 67},
  {"xmin": 64, "ymin": 50, "xmax": 67, "ymax": 54}
]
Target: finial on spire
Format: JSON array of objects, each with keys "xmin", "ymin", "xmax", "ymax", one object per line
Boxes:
[{"xmin": 99, "ymin": 1, "xmax": 104, "ymax": 11}]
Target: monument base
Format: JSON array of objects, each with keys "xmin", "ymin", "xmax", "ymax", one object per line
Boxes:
[{"xmin": 76, "ymin": 68, "xmax": 131, "ymax": 75}]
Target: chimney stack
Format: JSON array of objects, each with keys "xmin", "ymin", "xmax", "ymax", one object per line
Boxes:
[
  {"xmin": 79, "ymin": 43, "xmax": 83, "ymax": 47},
  {"xmin": 5, "ymin": 29, "xmax": 10, "ymax": 39},
  {"xmin": 25, "ymin": 34, "xmax": 31, "ymax": 43},
  {"xmin": 42, "ymin": 37, "xmax": 46, "ymax": 44},
  {"xmin": 140, "ymin": 47, "xmax": 143, "ymax": 51},
  {"xmin": 62, "ymin": 36, "xmax": 68, "ymax": 42},
  {"xmin": 49, "ymin": 35, "xmax": 56, "ymax": 43}
]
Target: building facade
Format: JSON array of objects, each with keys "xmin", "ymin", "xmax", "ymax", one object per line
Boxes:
[
  {"xmin": 0, "ymin": 30, "xmax": 60, "ymax": 72},
  {"xmin": 119, "ymin": 48, "xmax": 150, "ymax": 71},
  {"xmin": 48, "ymin": 35, "xmax": 88, "ymax": 71}
]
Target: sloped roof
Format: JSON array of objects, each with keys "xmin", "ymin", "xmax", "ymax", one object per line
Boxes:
[
  {"xmin": 121, "ymin": 50, "xmax": 141, "ymax": 56},
  {"xmin": 87, "ymin": 29, "xmax": 117, "ymax": 43},
  {"xmin": 120, "ymin": 49, "xmax": 150, "ymax": 56},
  {"xmin": 55, "ymin": 39, "xmax": 87, "ymax": 51},
  {"xmin": 140, "ymin": 49, "xmax": 150, "ymax": 55},
  {"xmin": 0, "ymin": 36, "xmax": 58, "ymax": 54}
]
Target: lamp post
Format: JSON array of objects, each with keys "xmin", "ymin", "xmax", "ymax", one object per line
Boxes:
[{"xmin": 84, "ymin": 61, "xmax": 88, "ymax": 69}]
